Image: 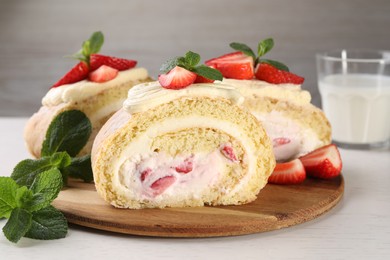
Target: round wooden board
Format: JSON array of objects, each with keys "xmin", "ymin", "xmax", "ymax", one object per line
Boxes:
[{"xmin": 53, "ymin": 175, "xmax": 344, "ymax": 237}]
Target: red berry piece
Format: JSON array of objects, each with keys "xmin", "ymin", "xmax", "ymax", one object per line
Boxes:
[
  {"xmin": 90, "ymin": 54, "xmax": 137, "ymax": 71},
  {"xmin": 268, "ymin": 159, "xmax": 306, "ymax": 185},
  {"xmin": 51, "ymin": 62, "xmax": 89, "ymax": 88},
  {"xmin": 158, "ymin": 66, "xmax": 197, "ymax": 89},
  {"xmin": 255, "ymin": 63, "xmax": 304, "ymax": 84},
  {"xmin": 88, "ymin": 65, "xmax": 118, "ymax": 83},
  {"xmin": 205, "ymin": 51, "xmax": 254, "ymax": 80}
]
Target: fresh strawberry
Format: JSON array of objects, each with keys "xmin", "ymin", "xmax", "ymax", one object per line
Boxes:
[
  {"xmin": 299, "ymin": 144, "xmax": 342, "ymax": 179},
  {"xmin": 255, "ymin": 63, "xmax": 304, "ymax": 84},
  {"xmin": 205, "ymin": 51, "xmax": 254, "ymax": 80},
  {"xmin": 194, "ymin": 74, "xmax": 215, "ymax": 83},
  {"xmin": 175, "ymin": 157, "xmax": 194, "ymax": 174},
  {"xmin": 268, "ymin": 159, "xmax": 306, "ymax": 185},
  {"xmin": 88, "ymin": 65, "xmax": 118, "ymax": 83},
  {"xmin": 150, "ymin": 176, "xmax": 176, "ymax": 196},
  {"xmin": 220, "ymin": 144, "xmax": 239, "ymax": 163},
  {"xmin": 90, "ymin": 54, "xmax": 137, "ymax": 71},
  {"xmin": 158, "ymin": 66, "xmax": 197, "ymax": 89},
  {"xmin": 51, "ymin": 62, "xmax": 89, "ymax": 88}
]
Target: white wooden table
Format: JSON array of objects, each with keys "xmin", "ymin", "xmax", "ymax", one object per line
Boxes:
[{"xmin": 0, "ymin": 118, "xmax": 389, "ymax": 260}]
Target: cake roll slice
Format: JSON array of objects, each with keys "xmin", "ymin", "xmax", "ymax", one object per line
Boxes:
[
  {"xmin": 24, "ymin": 67, "xmax": 152, "ymax": 158},
  {"xmin": 223, "ymin": 79, "xmax": 331, "ymax": 162},
  {"xmin": 92, "ymin": 81, "xmax": 275, "ymax": 209}
]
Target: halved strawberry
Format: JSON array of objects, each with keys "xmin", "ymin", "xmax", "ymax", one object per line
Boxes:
[
  {"xmin": 194, "ymin": 74, "xmax": 215, "ymax": 83},
  {"xmin": 88, "ymin": 65, "xmax": 118, "ymax": 83},
  {"xmin": 51, "ymin": 62, "xmax": 89, "ymax": 88},
  {"xmin": 255, "ymin": 63, "xmax": 304, "ymax": 84},
  {"xmin": 299, "ymin": 144, "xmax": 342, "ymax": 179},
  {"xmin": 268, "ymin": 159, "xmax": 306, "ymax": 185},
  {"xmin": 150, "ymin": 176, "xmax": 176, "ymax": 196},
  {"xmin": 90, "ymin": 54, "xmax": 137, "ymax": 71},
  {"xmin": 158, "ymin": 66, "xmax": 197, "ymax": 89},
  {"xmin": 205, "ymin": 51, "xmax": 254, "ymax": 80}
]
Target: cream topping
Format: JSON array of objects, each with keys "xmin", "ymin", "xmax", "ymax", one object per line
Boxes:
[
  {"xmin": 123, "ymin": 81, "xmax": 244, "ymax": 114},
  {"xmin": 42, "ymin": 67, "xmax": 148, "ymax": 106},
  {"xmin": 222, "ymin": 79, "xmax": 311, "ymax": 105},
  {"xmin": 255, "ymin": 111, "xmax": 324, "ymax": 161}
]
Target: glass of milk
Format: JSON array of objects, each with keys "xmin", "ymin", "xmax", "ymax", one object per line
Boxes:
[{"xmin": 317, "ymin": 50, "xmax": 390, "ymax": 150}]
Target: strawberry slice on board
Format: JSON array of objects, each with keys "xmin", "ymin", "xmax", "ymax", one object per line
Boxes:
[
  {"xmin": 205, "ymin": 51, "xmax": 254, "ymax": 80},
  {"xmin": 51, "ymin": 62, "xmax": 89, "ymax": 88},
  {"xmin": 158, "ymin": 66, "xmax": 197, "ymax": 89},
  {"xmin": 88, "ymin": 65, "xmax": 119, "ymax": 83},
  {"xmin": 90, "ymin": 54, "xmax": 137, "ymax": 71},
  {"xmin": 299, "ymin": 144, "xmax": 342, "ymax": 179},
  {"xmin": 255, "ymin": 62, "xmax": 304, "ymax": 84},
  {"xmin": 268, "ymin": 159, "xmax": 306, "ymax": 185}
]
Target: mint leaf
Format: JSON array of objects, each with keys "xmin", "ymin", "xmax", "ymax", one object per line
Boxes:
[
  {"xmin": 192, "ymin": 65, "xmax": 223, "ymax": 81},
  {"xmin": 260, "ymin": 59, "xmax": 290, "ymax": 72},
  {"xmin": 160, "ymin": 57, "xmax": 181, "ymax": 73},
  {"xmin": 41, "ymin": 110, "xmax": 92, "ymax": 157},
  {"xmin": 24, "ymin": 205, "xmax": 67, "ymax": 240},
  {"xmin": 184, "ymin": 51, "xmax": 201, "ymax": 68},
  {"xmin": 88, "ymin": 31, "xmax": 104, "ymax": 55},
  {"xmin": 0, "ymin": 177, "xmax": 18, "ymax": 218},
  {"xmin": 2, "ymin": 208, "xmax": 32, "ymax": 243},
  {"xmin": 230, "ymin": 42, "xmax": 256, "ymax": 59},
  {"xmin": 27, "ymin": 169, "xmax": 63, "ymax": 212},
  {"xmin": 72, "ymin": 31, "xmax": 104, "ymax": 64},
  {"xmin": 11, "ymin": 152, "xmax": 71, "ymax": 187},
  {"xmin": 257, "ymin": 38, "xmax": 274, "ymax": 57},
  {"xmin": 15, "ymin": 186, "xmax": 33, "ymax": 209},
  {"xmin": 64, "ymin": 155, "xmax": 93, "ymax": 182}
]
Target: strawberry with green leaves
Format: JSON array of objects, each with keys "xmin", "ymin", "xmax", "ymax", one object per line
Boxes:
[
  {"xmin": 206, "ymin": 38, "xmax": 304, "ymax": 84},
  {"xmin": 159, "ymin": 51, "xmax": 223, "ymax": 89},
  {"xmin": 52, "ymin": 31, "xmax": 137, "ymax": 88}
]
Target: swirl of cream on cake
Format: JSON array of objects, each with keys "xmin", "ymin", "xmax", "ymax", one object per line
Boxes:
[
  {"xmin": 42, "ymin": 67, "xmax": 149, "ymax": 106},
  {"xmin": 123, "ymin": 81, "xmax": 244, "ymax": 114}
]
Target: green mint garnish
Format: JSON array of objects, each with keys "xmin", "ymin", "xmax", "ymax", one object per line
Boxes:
[
  {"xmin": 11, "ymin": 152, "xmax": 71, "ymax": 188},
  {"xmin": 1, "ymin": 169, "xmax": 67, "ymax": 243},
  {"xmin": 229, "ymin": 38, "xmax": 289, "ymax": 71},
  {"xmin": 70, "ymin": 31, "xmax": 104, "ymax": 65},
  {"xmin": 160, "ymin": 51, "xmax": 223, "ymax": 81},
  {"xmin": 41, "ymin": 110, "xmax": 92, "ymax": 157},
  {"xmin": 63, "ymin": 155, "xmax": 94, "ymax": 183}
]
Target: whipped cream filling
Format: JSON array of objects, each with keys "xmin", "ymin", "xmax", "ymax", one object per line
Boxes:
[
  {"xmin": 112, "ymin": 116, "xmax": 257, "ymax": 203},
  {"xmin": 42, "ymin": 67, "xmax": 148, "ymax": 106},
  {"xmin": 123, "ymin": 81, "xmax": 244, "ymax": 114},
  {"xmin": 255, "ymin": 111, "xmax": 323, "ymax": 161},
  {"xmin": 119, "ymin": 150, "xmax": 228, "ymax": 200},
  {"xmin": 222, "ymin": 79, "xmax": 311, "ymax": 105}
]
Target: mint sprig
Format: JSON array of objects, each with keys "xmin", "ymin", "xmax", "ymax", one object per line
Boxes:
[
  {"xmin": 160, "ymin": 51, "xmax": 223, "ymax": 81},
  {"xmin": 70, "ymin": 31, "xmax": 104, "ymax": 65},
  {"xmin": 230, "ymin": 38, "xmax": 289, "ymax": 71},
  {"xmin": 2, "ymin": 109, "xmax": 94, "ymax": 244},
  {"xmin": 1, "ymin": 169, "xmax": 67, "ymax": 243}
]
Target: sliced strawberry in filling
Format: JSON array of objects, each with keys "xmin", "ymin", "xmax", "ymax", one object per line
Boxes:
[
  {"xmin": 150, "ymin": 176, "xmax": 176, "ymax": 196},
  {"xmin": 140, "ymin": 168, "xmax": 152, "ymax": 182},
  {"xmin": 273, "ymin": 137, "xmax": 291, "ymax": 148},
  {"xmin": 220, "ymin": 144, "xmax": 239, "ymax": 163},
  {"xmin": 174, "ymin": 157, "xmax": 194, "ymax": 174}
]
